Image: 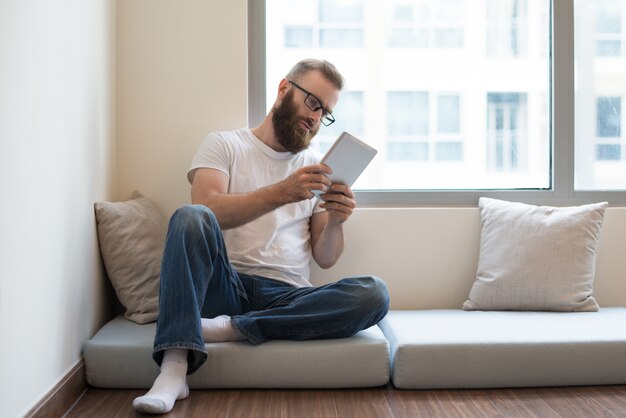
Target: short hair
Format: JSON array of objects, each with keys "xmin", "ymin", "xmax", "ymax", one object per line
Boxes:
[{"xmin": 286, "ymin": 58, "xmax": 344, "ymax": 90}]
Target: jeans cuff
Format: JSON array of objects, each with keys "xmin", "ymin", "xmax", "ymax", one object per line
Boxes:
[
  {"xmin": 231, "ymin": 317, "xmax": 263, "ymax": 345},
  {"xmin": 153, "ymin": 341, "xmax": 208, "ymax": 375}
]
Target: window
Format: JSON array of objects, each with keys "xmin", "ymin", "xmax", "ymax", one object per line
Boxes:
[
  {"xmin": 594, "ymin": 0, "xmax": 623, "ymax": 56},
  {"xmin": 387, "ymin": 91, "xmax": 430, "ymax": 162},
  {"xmin": 252, "ymin": 0, "xmax": 626, "ymax": 205},
  {"xmin": 487, "ymin": 93, "xmax": 527, "ymax": 171},
  {"xmin": 575, "ymin": 0, "xmax": 626, "ymax": 190},
  {"xmin": 388, "ymin": 0, "xmax": 465, "ymax": 49},
  {"xmin": 384, "ymin": 92, "xmax": 463, "ymax": 163},
  {"xmin": 280, "ymin": 0, "xmax": 364, "ymax": 49},
  {"xmin": 595, "ymin": 97, "xmax": 622, "ymax": 160},
  {"xmin": 487, "ymin": 0, "xmax": 528, "ymax": 57}
]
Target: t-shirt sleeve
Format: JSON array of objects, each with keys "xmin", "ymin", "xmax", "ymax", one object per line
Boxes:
[{"xmin": 187, "ymin": 132, "xmax": 232, "ymax": 184}]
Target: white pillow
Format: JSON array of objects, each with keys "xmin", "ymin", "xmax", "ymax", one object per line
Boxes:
[{"xmin": 463, "ymin": 197, "xmax": 607, "ymax": 312}]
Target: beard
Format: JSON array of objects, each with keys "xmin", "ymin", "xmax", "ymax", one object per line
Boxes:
[{"xmin": 272, "ymin": 90, "xmax": 320, "ymax": 153}]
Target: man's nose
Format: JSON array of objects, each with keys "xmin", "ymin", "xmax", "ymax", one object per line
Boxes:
[{"xmin": 307, "ymin": 107, "xmax": 323, "ymax": 124}]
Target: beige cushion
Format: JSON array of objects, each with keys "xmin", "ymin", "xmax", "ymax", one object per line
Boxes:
[
  {"xmin": 94, "ymin": 192, "xmax": 165, "ymax": 324},
  {"xmin": 463, "ymin": 197, "xmax": 607, "ymax": 312},
  {"xmin": 380, "ymin": 308, "xmax": 626, "ymax": 389},
  {"xmin": 84, "ymin": 316, "xmax": 390, "ymax": 389}
]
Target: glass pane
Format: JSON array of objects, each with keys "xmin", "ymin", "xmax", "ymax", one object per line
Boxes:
[
  {"xmin": 595, "ymin": 0, "xmax": 622, "ymax": 33},
  {"xmin": 596, "ymin": 40, "xmax": 622, "ymax": 56},
  {"xmin": 319, "ymin": 0, "xmax": 363, "ymax": 23},
  {"xmin": 266, "ymin": 0, "xmax": 550, "ymax": 190},
  {"xmin": 388, "ymin": 142, "xmax": 429, "ymax": 160},
  {"xmin": 387, "ymin": 92, "xmax": 429, "ymax": 135},
  {"xmin": 435, "ymin": 142, "xmax": 463, "ymax": 160},
  {"xmin": 487, "ymin": 0, "xmax": 528, "ymax": 57},
  {"xmin": 320, "ymin": 29, "xmax": 363, "ymax": 48},
  {"xmin": 388, "ymin": 29, "xmax": 429, "ymax": 48},
  {"xmin": 575, "ymin": 0, "xmax": 626, "ymax": 190},
  {"xmin": 434, "ymin": 28, "xmax": 463, "ymax": 48},
  {"xmin": 597, "ymin": 144, "xmax": 621, "ymax": 160},
  {"xmin": 596, "ymin": 97, "xmax": 622, "ymax": 137},
  {"xmin": 438, "ymin": 94, "xmax": 460, "ymax": 133},
  {"xmin": 284, "ymin": 27, "xmax": 313, "ymax": 48},
  {"xmin": 392, "ymin": 5, "xmax": 413, "ymax": 22}
]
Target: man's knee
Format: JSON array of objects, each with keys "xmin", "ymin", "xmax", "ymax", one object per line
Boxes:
[
  {"xmin": 366, "ymin": 275, "xmax": 390, "ymax": 314},
  {"xmin": 345, "ymin": 275, "xmax": 390, "ymax": 316},
  {"xmin": 169, "ymin": 205, "xmax": 219, "ymax": 236}
]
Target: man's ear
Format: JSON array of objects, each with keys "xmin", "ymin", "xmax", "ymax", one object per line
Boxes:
[{"xmin": 277, "ymin": 78, "xmax": 291, "ymax": 100}]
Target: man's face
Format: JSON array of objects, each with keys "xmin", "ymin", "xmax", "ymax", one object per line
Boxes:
[
  {"xmin": 272, "ymin": 89, "xmax": 320, "ymax": 153},
  {"xmin": 272, "ymin": 70, "xmax": 339, "ymax": 154}
]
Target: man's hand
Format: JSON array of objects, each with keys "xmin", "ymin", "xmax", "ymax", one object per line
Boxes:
[
  {"xmin": 319, "ymin": 183, "xmax": 356, "ymax": 226},
  {"xmin": 276, "ymin": 164, "xmax": 333, "ymax": 203}
]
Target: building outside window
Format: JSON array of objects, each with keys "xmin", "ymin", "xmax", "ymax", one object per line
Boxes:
[
  {"xmin": 261, "ymin": 0, "xmax": 626, "ymax": 196},
  {"xmin": 575, "ymin": 0, "xmax": 626, "ymax": 190}
]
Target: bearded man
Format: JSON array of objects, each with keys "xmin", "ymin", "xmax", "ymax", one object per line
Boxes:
[{"xmin": 133, "ymin": 58, "xmax": 390, "ymax": 414}]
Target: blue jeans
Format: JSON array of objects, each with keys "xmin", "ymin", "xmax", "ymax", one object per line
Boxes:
[{"xmin": 153, "ymin": 205, "xmax": 389, "ymax": 374}]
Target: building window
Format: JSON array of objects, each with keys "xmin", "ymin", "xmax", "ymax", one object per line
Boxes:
[
  {"xmin": 388, "ymin": 91, "xmax": 429, "ymax": 136},
  {"xmin": 385, "ymin": 92, "xmax": 463, "ymax": 162},
  {"xmin": 388, "ymin": 0, "xmax": 465, "ymax": 49},
  {"xmin": 281, "ymin": 0, "xmax": 364, "ymax": 49},
  {"xmin": 486, "ymin": 0, "xmax": 528, "ymax": 57},
  {"xmin": 487, "ymin": 93, "xmax": 527, "ymax": 171},
  {"xmin": 595, "ymin": 97, "xmax": 622, "ymax": 161},
  {"xmin": 594, "ymin": 0, "xmax": 623, "ymax": 56}
]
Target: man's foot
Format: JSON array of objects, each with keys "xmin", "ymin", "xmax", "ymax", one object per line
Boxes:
[
  {"xmin": 201, "ymin": 315, "xmax": 246, "ymax": 342},
  {"xmin": 132, "ymin": 348, "xmax": 189, "ymax": 414}
]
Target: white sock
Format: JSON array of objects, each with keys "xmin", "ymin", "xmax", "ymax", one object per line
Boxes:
[
  {"xmin": 132, "ymin": 348, "xmax": 190, "ymax": 414},
  {"xmin": 201, "ymin": 315, "xmax": 246, "ymax": 342}
]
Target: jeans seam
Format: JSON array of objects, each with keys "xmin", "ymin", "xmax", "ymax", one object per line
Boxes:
[{"xmin": 216, "ymin": 248, "xmax": 248, "ymax": 302}]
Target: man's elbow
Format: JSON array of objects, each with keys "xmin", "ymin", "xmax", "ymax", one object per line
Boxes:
[
  {"xmin": 313, "ymin": 253, "xmax": 341, "ymax": 269},
  {"xmin": 316, "ymin": 261, "xmax": 335, "ymax": 270}
]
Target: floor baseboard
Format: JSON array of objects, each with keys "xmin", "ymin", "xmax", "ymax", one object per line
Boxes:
[{"xmin": 25, "ymin": 359, "xmax": 86, "ymax": 418}]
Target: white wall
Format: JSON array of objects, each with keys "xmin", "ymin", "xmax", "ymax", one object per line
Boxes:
[
  {"xmin": 116, "ymin": 0, "xmax": 249, "ymax": 217},
  {"xmin": 0, "ymin": 1, "xmax": 116, "ymax": 417}
]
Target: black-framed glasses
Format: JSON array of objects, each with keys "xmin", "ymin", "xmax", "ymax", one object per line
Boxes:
[{"xmin": 288, "ymin": 80, "xmax": 336, "ymax": 126}]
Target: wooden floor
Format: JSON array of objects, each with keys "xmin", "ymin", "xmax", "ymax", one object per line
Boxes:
[{"xmin": 64, "ymin": 385, "xmax": 626, "ymax": 417}]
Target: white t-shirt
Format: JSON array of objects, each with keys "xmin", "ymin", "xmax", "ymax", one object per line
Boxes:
[{"xmin": 188, "ymin": 128, "xmax": 324, "ymax": 288}]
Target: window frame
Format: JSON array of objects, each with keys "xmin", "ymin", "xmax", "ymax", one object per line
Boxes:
[{"xmin": 248, "ymin": 0, "xmax": 626, "ymax": 207}]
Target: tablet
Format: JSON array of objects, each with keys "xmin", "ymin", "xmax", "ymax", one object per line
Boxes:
[{"xmin": 313, "ymin": 132, "xmax": 377, "ymax": 197}]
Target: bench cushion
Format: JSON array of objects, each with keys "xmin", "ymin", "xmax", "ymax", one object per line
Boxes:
[
  {"xmin": 380, "ymin": 308, "xmax": 626, "ymax": 389},
  {"xmin": 84, "ymin": 315, "xmax": 390, "ymax": 388}
]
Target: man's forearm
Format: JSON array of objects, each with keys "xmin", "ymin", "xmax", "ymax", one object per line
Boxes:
[
  {"xmin": 312, "ymin": 222, "xmax": 345, "ymax": 269},
  {"xmin": 193, "ymin": 184, "xmax": 286, "ymax": 229}
]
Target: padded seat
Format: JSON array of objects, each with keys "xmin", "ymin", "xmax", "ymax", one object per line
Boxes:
[
  {"xmin": 84, "ymin": 315, "xmax": 390, "ymax": 389},
  {"xmin": 380, "ymin": 308, "xmax": 626, "ymax": 389}
]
